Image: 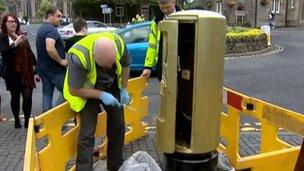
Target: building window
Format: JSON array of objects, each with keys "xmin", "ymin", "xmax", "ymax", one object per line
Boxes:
[
  {"xmin": 140, "ymin": 5, "xmax": 149, "ymax": 19},
  {"xmin": 290, "ymin": 0, "xmax": 295, "ymax": 9},
  {"xmin": 216, "ymin": 1, "xmax": 222, "ymax": 14},
  {"xmin": 271, "ymin": 0, "xmax": 281, "ymax": 14}
]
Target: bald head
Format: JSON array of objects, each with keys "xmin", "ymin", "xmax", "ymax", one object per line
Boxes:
[{"xmin": 93, "ymin": 38, "xmax": 116, "ymax": 68}]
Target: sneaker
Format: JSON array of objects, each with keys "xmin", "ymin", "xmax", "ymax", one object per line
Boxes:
[{"xmin": 0, "ymin": 113, "xmax": 7, "ymax": 122}]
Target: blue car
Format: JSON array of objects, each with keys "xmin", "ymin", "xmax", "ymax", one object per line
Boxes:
[{"xmin": 118, "ymin": 22, "xmax": 152, "ymax": 71}]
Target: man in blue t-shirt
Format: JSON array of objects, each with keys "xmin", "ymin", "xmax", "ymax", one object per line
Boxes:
[{"xmin": 36, "ymin": 6, "xmax": 68, "ymax": 112}]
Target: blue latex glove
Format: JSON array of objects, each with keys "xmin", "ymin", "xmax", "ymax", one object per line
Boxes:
[
  {"xmin": 99, "ymin": 92, "xmax": 120, "ymax": 107},
  {"xmin": 120, "ymin": 88, "xmax": 130, "ymax": 106}
]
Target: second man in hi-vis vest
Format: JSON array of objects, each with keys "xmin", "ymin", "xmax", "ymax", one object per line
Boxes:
[
  {"xmin": 63, "ymin": 32, "xmax": 131, "ymax": 171},
  {"xmin": 141, "ymin": 0, "xmax": 181, "ymax": 79}
]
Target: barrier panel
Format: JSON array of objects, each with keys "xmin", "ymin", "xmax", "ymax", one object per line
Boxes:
[
  {"xmin": 24, "ymin": 77, "xmax": 149, "ymax": 171},
  {"xmin": 220, "ymin": 87, "xmax": 304, "ymax": 171},
  {"xmin": 24, "ymin": 79, "xmax": 304, "ymax": 171}
]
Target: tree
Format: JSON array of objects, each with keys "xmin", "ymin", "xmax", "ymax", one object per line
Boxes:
[
  {"xmin": 71, "ymin": 0, "xmax": 141, "ymax": 6},
  {"xmin": 182, "ymin": 0, "xmax": 214, "ymax": 10},
  {"xmin": 5, "ymin": 0, "xmax": 20, "ymax": 15},
  {"xmin": 0, "ymin": 0, "xmax": 5, "ymax": 16},
  {"xmin": 37, "ymin": 0, "xmax": 53, "ymax": 19},
  {"xmin": 149, "ymin": 0, "xmax": 158, "ymax": 6}
]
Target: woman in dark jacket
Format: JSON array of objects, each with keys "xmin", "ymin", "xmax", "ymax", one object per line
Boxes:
[{"xmin": 0, "ymin": 13, "xmax": 37, "ymax": 128}]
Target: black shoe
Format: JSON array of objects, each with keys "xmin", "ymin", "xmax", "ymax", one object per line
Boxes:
[
  {"xmin": 24, "ymin": 122, "xmax": 28, "ymax": 128},
  {"xmin": 24, "ymin": 118, "xmax": 29, "ymax": 128},
  {"xmin": 14, "ymin": 120, "xmax": 21, "ymax": 129}
]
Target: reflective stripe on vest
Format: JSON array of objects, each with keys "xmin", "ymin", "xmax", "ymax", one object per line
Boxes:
[
  {"xmin": 144, "ymin": 20, "xmax": 161, "ymax": 68},
  {"xmin": 63, "ymin": 32, "xmax": 124, "ymax": 112}
]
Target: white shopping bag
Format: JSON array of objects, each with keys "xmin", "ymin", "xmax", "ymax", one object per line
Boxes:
[{"xmin": 119, "ymin": 151, "xmax": 162, "ymax": 171}]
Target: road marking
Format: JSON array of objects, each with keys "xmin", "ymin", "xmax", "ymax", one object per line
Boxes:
[
  {"xmin": 241, "ymin": 127, "xmax": 261, "ymax": 131},
  {"xmin": 241, "ymin": 122, "xmax": 262, "ymax": 132},
  {"xmin": 244, "ymin": 123, "xmax": 251, "ymax": 127}
]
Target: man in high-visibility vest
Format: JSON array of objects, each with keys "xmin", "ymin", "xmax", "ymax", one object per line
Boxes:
[
  {"xmin": 141, "ymin": 0, "xmax": 181, "ymax": 79},
  {"xmin": 63, "ymin": 32, "xmax": 131, "ymax": 171}
]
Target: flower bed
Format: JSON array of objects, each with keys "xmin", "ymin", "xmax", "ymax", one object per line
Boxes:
[{"xmin": 226, "ymin": 27, "xmax": 268, "ymax": 54}]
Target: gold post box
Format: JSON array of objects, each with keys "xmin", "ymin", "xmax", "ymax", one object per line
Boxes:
[{"xmin": 156, "ymin": 10, "xmax": 226, "ymax": 170}]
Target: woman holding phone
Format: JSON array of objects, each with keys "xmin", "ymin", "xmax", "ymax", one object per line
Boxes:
[{"xmin": 0, "ymin": 13, "xmax": 37, "ymax": 128}]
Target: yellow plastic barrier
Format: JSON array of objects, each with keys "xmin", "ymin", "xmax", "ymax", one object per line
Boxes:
[
  {"xmin": 24, "ymin": 77, "xmax": 149, "ymax": 171},
  {"xmin": 25, "ymin": 78, "xmax": 304, "ymax": 171},
  {"xmin": 220, "ymin": 87, "xmax": 304, "ymax": 171}
]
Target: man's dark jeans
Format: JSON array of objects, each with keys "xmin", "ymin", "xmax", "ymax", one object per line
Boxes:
[
  {"xmin": 39, "ymin": 70, "xmax": 65, "ymax": 112},
  {"xmin": 76, "ymin": 86, "xmax": 125, "ymax": 171}
]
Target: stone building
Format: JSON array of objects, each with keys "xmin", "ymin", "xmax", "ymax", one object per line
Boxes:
[
  {"xmin": 187, "ymin": 0, "xmax": 304, "ymax": 27},
  {"xmin": 4, "ymin": 0, "xmax": 304, "ymax": 27}
]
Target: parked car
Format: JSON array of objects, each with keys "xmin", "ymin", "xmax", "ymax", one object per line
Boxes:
[
  {"xmin": 118, "ymin": 21, "xmax": 153, "ymax": 71},
  {"xmin": 18, "ymin": 17, "xmax": 27, "ymax": 25},
  {"xmin": 61, "ymin": 16, "xmax": 70, "ymax": 26},
  {"xmin": 58, "ymin": 20, "xmax": 118, "ymax": 39}
]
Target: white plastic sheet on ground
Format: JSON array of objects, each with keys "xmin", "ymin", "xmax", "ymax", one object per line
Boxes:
[
  {"xmin": 261, "ymin": 25, "xmax": 271, "ymax": 46},
  {"xmin": 217, "ymin": 152, "xmax": 235, "ymax": 171},
  {"xmin": 118, "ymin": 151, "xmax": 162, "ymax": 171}
]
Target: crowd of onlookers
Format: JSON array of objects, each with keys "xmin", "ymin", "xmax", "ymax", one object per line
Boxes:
[{"xmin": 0, "ymin": 7, "xmax": 87, "ymax": 128}]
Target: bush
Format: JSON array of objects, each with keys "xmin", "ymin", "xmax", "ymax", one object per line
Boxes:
[
  {"xmin": 227, "ymin": 26, "xmax": 249, "ymax": 33},
  {"xmin": 226, "ymin": 28, "xmax": 263, "ymax": 39},
  {"xmin": 225, "ymin": 27, "xmax": 268, "ymax": 54}
]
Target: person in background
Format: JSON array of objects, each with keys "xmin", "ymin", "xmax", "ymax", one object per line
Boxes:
[
  {"xmin": 36, "ymin": 6, "xmax": 68, "ymax": 112},
  {"xmin": 0, "ymin": 13, "xmax": 37, "ymax": 128},
  {"xmin": 64, "ymin": 17, "xmax": 88, "ymax": 52},
  {"xmin": 0, "ymin": 96, "xmax": 7, "ymax": 122},
  {"xmin": 0, "ymin": 54, "xmax": 7, "ymax": 122},
  {"xmin": 141, "ymin": 0, "xmax": 181, "ymax": 79},
  {"xmin": 63, "ymin": 32, "xmax": 131, "ymax": 171},
  {"xmin": 268, "ymin": 11, "xmax": 275, "ymax": 30}
]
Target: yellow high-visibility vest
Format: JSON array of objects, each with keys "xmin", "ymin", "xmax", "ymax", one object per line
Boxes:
[
  {"xmin": 63, "ymin": 32, "xmax": 125, "ymax": 112},
  {"xmin": 144, "ymin": 20, "xmax": 161, "ymax": 68}
]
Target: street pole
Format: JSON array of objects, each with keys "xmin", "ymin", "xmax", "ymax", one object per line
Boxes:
[
  {"xmin": 68, "ymin": 2, "xmax": 72, "ymax": 18},
  {"xmin": 254, "ymin": 0, "xmax": 257, "ymax": 28},
  {"xmin": 285, "ymin": 0, "xmax": 289, "ymax": 27}
]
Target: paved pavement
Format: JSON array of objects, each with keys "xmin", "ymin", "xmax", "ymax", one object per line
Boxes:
[{"xmin": 0, "ymin": 26, "xmax": 304, "ymax": 170}]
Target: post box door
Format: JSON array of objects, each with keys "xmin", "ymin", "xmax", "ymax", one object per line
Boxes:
[{"xmin": 156, "ymin": 20, "xmax": 178, "ymax": 153}]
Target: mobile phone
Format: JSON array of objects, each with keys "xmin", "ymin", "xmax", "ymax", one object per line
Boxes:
[{"xmin": 21, "ymin": 31, "xmax": 27, "ymax": 36}]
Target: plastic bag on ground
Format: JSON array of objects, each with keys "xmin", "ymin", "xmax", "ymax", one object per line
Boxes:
[
  {"xmin": 261, "ymin": 25, "xmax": 271, "ymax": 46},
  {"xmin": 118, "ymin": 151, "xmax": 162, "ymax": 171},
  {"xmin": 216, "ymin": 152, "xmax": 235, "ymax": 171}
]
